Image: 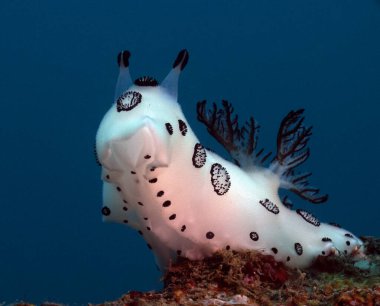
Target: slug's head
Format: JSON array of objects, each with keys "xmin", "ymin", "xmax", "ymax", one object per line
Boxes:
[{"xmin": 96, "ymin": 50, "xmax": 189, "ymax": 167}]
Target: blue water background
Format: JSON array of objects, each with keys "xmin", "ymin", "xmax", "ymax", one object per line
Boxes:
[{"xmin": 0, "ymin": 0, "xmax": 379, "ymax": 304}]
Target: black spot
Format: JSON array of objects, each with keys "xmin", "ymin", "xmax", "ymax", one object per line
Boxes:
[
  {"xmin": 169, "ymin": 214, "xmax": 176, "ymax": 220},
  {"xmin": 346, "ymin": 241, "xmax": 351, "ymax": 246},
  {"xmin": 116, "ymin": 91, "xmax": 142, "ymax": 112},
  {"xmin": 117, "ymin": 50, "xmax": 130, "ymax": 68},
  {"xmin": 344, "ymin": 250, "xmax": 348, "ymax": 255},
  {"xmin": 101, "ymin": 206, "xmax": 111, "ymax": 216},
  {"xmin": 226, "ymin": 245, "xmax": 231, "ymax": 250},
  {"xmin": 329, "ymin": 222, "xmax": 341, "ymax": 228},
  {"xmin": 123, "ymin": 206, "xmax": 128, "ymax": 211},
  {"xmin": 134, "ymin": 76, "xmax": 158, "ymax": 87},
  {"xmin": 181, "ymin": 225, "xmax": 186, "ymax": 232},
  {"xmin": 149, "ymin": 178, "xmax": 158, "ymax": 183},
  {"xmin": 144, "ymin": 217, "xmax": 148, "ymax": 220},
  {"xmin": 123, "ymin": 199, "xmax": 127, "ymax": 204},
  {"xmin": 173, "ymin": 49, "xmax": 189, "ymax": 71},
  {"xmin": 144, "ymin": 154, "xmax": 151, "ymax": 159},
  {"xmin": 206, "ymin": 231, "xmax": 215, "ymax": 239},
  {"xmin": 178, "ymin": 119, "xmax": 188, "ymax": 136},
  {"xmin": 294, "ymin": 243, "xmax": 303, "ymax": 255},
  {"xmin": 321, "ymin": 251, "xmax": 326, "ymax": 255},
  {"xmin": 286, "ymin": 256, "xmax": 291, "ymax": 262},
  {"xmin": 296, "ymin": 209, "xmax": 320, "ymax": 227},
  {"xmin": 210, "ymin": 163, "xmax": 231, "ymax": 195},
  {"xmin": 271, "ymin": 247, "xmax": 278, "ymax": 254},
  {"xmin": 147, "ymin": 243, "xmax": 152, "ymax": 250},
  {"xmin": 176, "ymin": 250, "xmax": 182, "ymax": 256},
  {"xmin": 322, "ymin": 237, "xmax": 332, "ymax": 242},
  {"xmin": 131, "ymin": 171, "xmax": 136, "ymax": 174},
  {"xmin": 165, "ymin": 123, "xmax": 173, "ymax": 135},
  {"xmin": 123, "ymin": 219, "xmax": 128, "ymax": 223},
  {"xmin": 150, "ymin": 167, "xmax": 156, "ymax": 172},
  {"xmin": 259, "ymin": 199, "xmax": 280, "ymax": 214},
  {"xmin": 162, "ymin": 200, "xmax": 171, "ymax": 207},
  {"xmin": 138, "ymin": 230, "xmax": 143, "ymax": 235},
  {"xmin": 157, "ymin": 191, "xmax": 164, "ymax": 197},
  {"xmin": 138, "ymin": 201, "xmax": 143, "ymax": 206},
  {"xmin": 116, "ymin": 186, "xmax": 122, "ymax": 192},
  {"xmin": 249, "ymin": 232, "xmax": 259, "ymax": 241},
  {"xmin": 192, "ymin": 143, "xmax": 207, "ymax": 168},
  {"xmin": 345, "ymin": 233, "xmax": 354, "ymax": 238},
  {"xmin": 106, "ymin": 174, "xmax": 110, "ymax": 180},
  {"xmin": 147, "ymin": 227, "xmax": 151, "ymax": 231}
]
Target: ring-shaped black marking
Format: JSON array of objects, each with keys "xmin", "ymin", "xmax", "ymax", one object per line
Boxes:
[
  {"xmin": 259, "ymin": 199, "xmax": 280, "ymax": 214},
  {"xmin": 116, "ymin": 91, "xmax": 142, "ymax": 112},
  {"xmin": 296, "ymin": 209, "xmax": 320, "ymax": 227}
]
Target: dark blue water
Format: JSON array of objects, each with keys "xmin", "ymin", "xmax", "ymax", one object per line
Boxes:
[{"xmin": 0, "ymin": 0, "xmax": 379, "ymax": 304}]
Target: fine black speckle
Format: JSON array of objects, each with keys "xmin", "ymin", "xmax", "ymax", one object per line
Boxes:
[
  {"xmin": 192, "ymin": 143, "xmax": 207, "ymax": 168},
  {"xmin": 178, "ymin": 119, "xmax": 188, "ymax": 136},
  {"xmin": 138, "ymin": 201, "xmax": 144, "ymax": 206},
  {"xmin": 296, "ymin": 209, "xmax": 320, "ymax": 227},
  {"xmin": 287, "ymin": 256, "xmax": 291, "ymax": 262},
  {"xmin": 123, "ymin": 206, "xmax": 128, "ymax": 211},
  {"xmin": 322, "ymin": 237, "xmax": 332, "ymax": 242},
  {"xmin": 149, "ymin": 178, "xmax": 158, "ymax": 183},
  {"xmin": 294, "ymin": 242, "xmax": 303, "ymax": 255},
  {"xmin": 101, "ymin": 206, "xmax": 111, "ymax": 216},
  {"xmin": 210, "ymin": 163, "xmax": 231, "ymax": 195},
  {"xmin": 181, "ymin": 225, "xmax": 186, "ymax": 232},
  {"xmin": 206, "ymin": 231, "xmax": 215, "ymax": 239},
  {"xmin": 162, "ymin": 200, "xmax": 171, "ymax": 207},
  {"xmin": 157, "ymin": 191, "xmax": 164, "ymax": 197},
  {"xmin": 271, "ymin": 247, "xmax": 278, "ymax": 254},
  {"xmin": 169, "ymin": 214, "xmax": 176, "ymax": 220},
  {"xmin": 147, "ymin": 243, "xmax": 152, "ymax": 250},
  {"xmin": 165, "ymin": 123, "xmax": 173, "ymax": 135},
  {"xmin": 131, "ymin": 171, "xmax": 136, "ymax": 175},
  {"xmin": 144, "ymin": 154, "xmax": 151, "ymax": 159},
  {"xmin": 138, "ymin": 230, "xmax": 143, "ymax": 235},
  {"xmin": 259, "ymin": 199, "xmax": 280, "ymax": 214},
  {"xmin": 116, "ymin": 186, "xmax": 122, "ymax": 192},
  {"xmin": 147, "ymin": 227, "xmax": 151, "ymax": 231},
  {"xmin": 249, "ymin": 232, "xmax": 259, "ymax": 241}
]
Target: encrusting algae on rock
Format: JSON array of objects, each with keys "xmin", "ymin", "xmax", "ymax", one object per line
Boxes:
[{"xmin": 87, "ymin": 236, "xmax": 379, "ymax": 306}]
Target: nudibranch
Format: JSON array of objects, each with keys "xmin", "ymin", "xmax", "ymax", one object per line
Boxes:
[{"xmin": 95, "ymin": 50, "xmax": 364, "ymax": 269}]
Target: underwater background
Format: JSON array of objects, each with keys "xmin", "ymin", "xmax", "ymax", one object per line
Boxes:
[{"xmin": 0, "ymin": 0, "xmax": 379, "ymax": 304}]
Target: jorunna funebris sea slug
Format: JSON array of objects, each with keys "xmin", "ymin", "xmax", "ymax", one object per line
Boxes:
[{"xmin": 95, "ymin": 50, "xmax": 365, "ymax": 270}]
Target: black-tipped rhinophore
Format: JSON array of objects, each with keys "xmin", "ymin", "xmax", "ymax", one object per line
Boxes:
[
  {"xmin": 117, "ymin": 50, "xmax": 131, "ymax": 68},
  {"xmin": 173, "ymin": 49, "xmax": 189, "ymax": 71}
]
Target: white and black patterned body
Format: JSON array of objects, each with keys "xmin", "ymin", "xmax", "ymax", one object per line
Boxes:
[{"xmin": 96, "ymin": 50, "xmax": 364, "ymax": 269}]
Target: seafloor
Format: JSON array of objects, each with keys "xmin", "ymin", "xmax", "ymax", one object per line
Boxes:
[{"xmin": 10, "ymin": 236, "xmax": 380, "ymax": 306}]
